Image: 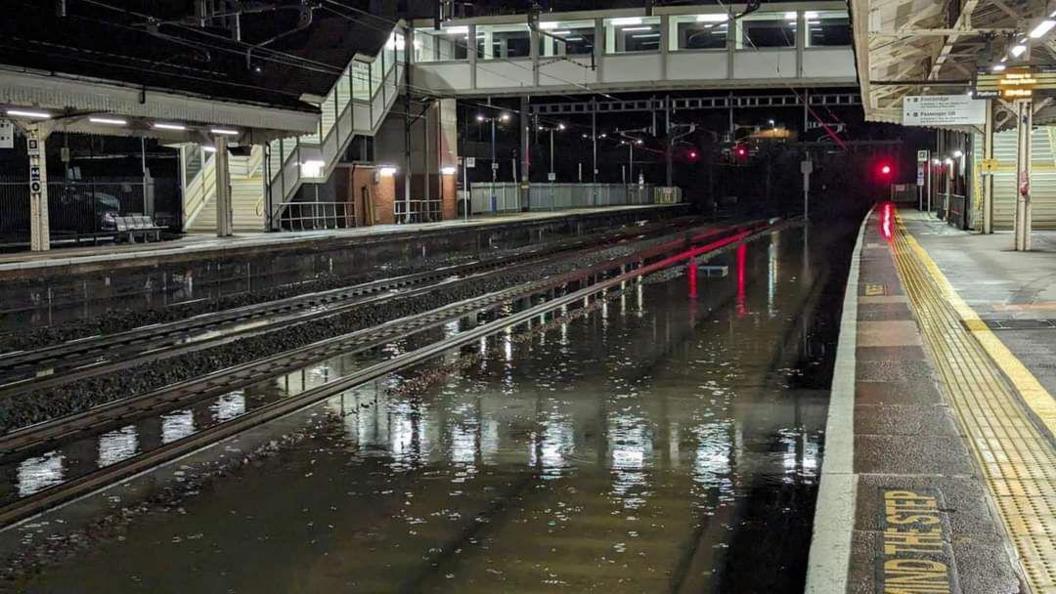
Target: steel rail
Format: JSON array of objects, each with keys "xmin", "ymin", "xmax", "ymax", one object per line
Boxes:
[
  {"xmin": 0, "ymin": 223, "xmax": 757, "ymax": 460},
  {"xmin": 0, "ymin": 220, "xmax": 775, "ymax": 530},
  {"xmin": 0, "ymin": 220, "xmax": 697, "ymax": 399}
]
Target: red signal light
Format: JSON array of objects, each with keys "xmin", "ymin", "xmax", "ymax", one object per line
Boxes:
[
  {"xmin": 736, "ymin": 146, "xmax": 747, "ymax": 157},
  {"xmin": 881, "ymin": 164, "xmax": 892, "ymax": 175}
]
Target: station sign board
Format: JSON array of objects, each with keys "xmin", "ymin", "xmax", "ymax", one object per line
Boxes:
[
  {"xmin": 974, "ymin": 67, "xmax": 1056, "ymax": 100},
  {"xmin": 902, "ymin": 95, "xmax": 986, "ymax": 126},
  {"xmin": 0, "ymin": 120, "xmax": 12, "ymax": 149}
]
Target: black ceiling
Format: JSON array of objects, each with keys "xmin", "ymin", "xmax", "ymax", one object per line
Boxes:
[{"xmin": 0, "ymin": 0, "xmax": 395, "ymax": 111}]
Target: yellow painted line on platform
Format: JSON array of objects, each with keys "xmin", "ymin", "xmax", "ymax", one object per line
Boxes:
[
  {"xmin": 893, "ymin": 212, "xmax": 1056, "ymax": 591},
  {"xmin": 902, "ymin": 233, "xmax": 1056, "ymax": 436}
]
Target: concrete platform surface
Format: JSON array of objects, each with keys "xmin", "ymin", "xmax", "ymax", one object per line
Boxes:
[
  {"xmin": 807, "ymin": 205, "xmax": 1056, "ymax": 593},
  {"xmin": 0, "ymin": 205, "xmax": 679, "ymax": 273},
  {"xmin": 903, "ymin": 212, "xmax": 1056, "ymax": 407}
]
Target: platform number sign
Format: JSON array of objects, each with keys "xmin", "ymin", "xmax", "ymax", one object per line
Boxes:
[
  {"xmin": 25, "ymin": 126, "xmax": 50, "ymax": 250},
  {"xmin": 0, "ymin": 120, "xmax": 12, "ymax": 149}
]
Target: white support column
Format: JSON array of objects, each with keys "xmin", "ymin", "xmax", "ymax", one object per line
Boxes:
[
  {"xmin": 26, "ymin": 125, "xmax": 50, "ymax": 252},
  {"xmin": 1014, "ymin": 99, "xmax": 1032, "ymax": 251},
  {"xmin": 660, "ymin": 14, "xmax": 670, "ymax": 81},
  {"xmin": 982, "ymin": 99, "xmax": 994, "ymax": 235},
  {"xmin": 214, "ymin": 135, "xmax": 233, "ymax": 237}
]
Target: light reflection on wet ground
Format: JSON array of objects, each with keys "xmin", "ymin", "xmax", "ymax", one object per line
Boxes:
[{"xmin": 14, "ymin": 225, "xmax": 847, "ymax": 593}]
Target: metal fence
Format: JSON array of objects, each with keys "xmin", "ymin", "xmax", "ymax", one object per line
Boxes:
[
  {"xmin": 469, "ymin": 183, "xmax": 666, "ymax": 214},
  {"xmin": 277, "ymin": 201, "xmax": 357, "ymax": 231},
  {"xmin": 0, "ymin": 178, "xmax": 149, "ymax": 248},
  {"xmin": 394, "ymin": 198, "xmax": 443, "ymax": 224}
]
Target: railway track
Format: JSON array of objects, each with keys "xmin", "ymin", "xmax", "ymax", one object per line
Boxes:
[
  {"xmin": 0, "ymin": 220, "xmax": 777, "ymax": 529},
  {"xmin": 0, "ymin": 219, "xmax": 700, "ymax": 399}
]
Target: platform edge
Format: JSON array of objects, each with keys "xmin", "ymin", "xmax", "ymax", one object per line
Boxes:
[{"xmin": 804, "ymin": 209, "xmax": 871, "ymax": 594}]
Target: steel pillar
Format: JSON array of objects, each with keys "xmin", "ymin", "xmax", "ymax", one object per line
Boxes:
[
  {"xmin": 1014, "ymin": 99, "xmax": 1032, "ymax": 251},
  {"xmin": 214, "ymin": 135, "xmax": 233, "ymax": 237},
  {"xmin": 520, "ymin": 95, "xmax": 531, "ymax": 211},
  {"xmin": 982, "ymin": 99, "xmax": 994, "ymax": 234},
  {"xmin": 26, "ymin": 125, "xmax": 50, "ymax": 252}
]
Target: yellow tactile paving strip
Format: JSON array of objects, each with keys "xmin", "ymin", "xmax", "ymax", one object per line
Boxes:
[{"xmin": 891, "ymin": 213, "xmax": 1056, "ymax": 592}]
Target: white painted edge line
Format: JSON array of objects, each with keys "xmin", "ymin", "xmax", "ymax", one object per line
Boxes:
[
  {"xmin": 804, "ymin": 208, "xmax": 872, "ymax": 593},
  {"xmin": 0, "ymin": 205, "xmax": 678, "ymax": 273}
]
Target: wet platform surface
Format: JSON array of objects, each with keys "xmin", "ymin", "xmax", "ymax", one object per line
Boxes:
[
  {"xmin": 0, "ymin": 222, "xmax": 857, "ymax": 592},
  {"xmin": 810, "ymin": 206, "xmax": 1056, "ymax": 593}
]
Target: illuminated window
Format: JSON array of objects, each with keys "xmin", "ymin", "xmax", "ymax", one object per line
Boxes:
[
  {"xmin": 671, "ymin": 14, "xmax": 729, "ymax": 51},
  {"xmin": 605, "ymin": 17, "xmax": 662, "ymax": 54},
  {"xmin": 538, "ymin": 21, "xmax": 595, "ymax": 57},
  {"xmin": 806, "ymin": 11, "xmax": 851, "ymax": 47},
  {"xmin": 740, "ymin": 13, "xmax": 797, "ymax": 49}
]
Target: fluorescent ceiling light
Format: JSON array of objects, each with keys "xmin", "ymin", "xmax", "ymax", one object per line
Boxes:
[
  {"xmin": 565, "ymin": 36, "xmax": 584, "ymax": 41},
  {"xmin": 621, "ymin": 26, "xmax": 654, "ymax": 32},
  {"xmin": 379, "ymin": 165, "xmax": 398, "ymax": 176},
  {"xmin": 992, "ymin": 64, "xmax": 1006, "ymax": 72},
  {"xmin": 210, "ymin": 128, "xmax": 239, "ymax": 136},
  {"xmin": 443, "ymin": 26, "xmax": 468, "ymax": 35},
  {"xmin": 632, "ymin": 33, "xmax": 661, "ymax": 38},
  {"xmin": 805, "ymin": 11, "xmax": 818, "ymax": 18},
  {"xmin": 203, "ymin": 146, "xmax": 217, "ymax": 153},
  {"xmin": 1030, "ymin": 20, "xmax": 1056, "ymax": 38},
  {"xmin": 153, "ymin": 122, "xmax": 186, "ymax": 130},
  {"xmin": 611, "ymin": 17, "xmax": 643, "ymax": 26},
  {"xmin": 89, "ymin": 117, "xmax": 127, "ymax": 125},
  {"xmin": 696, "ymin": 14, "xmax": 729, "ymax": 22},
  {"xmin": 550, "ymin": 30, "xmax": 571, "ymax": 35},
  {"xmin": 1011, "ymin": 44, "xmax": 1027, "ymax": 57},
  {"xmin": 539, "ymin": 21, "xmax": 559, "ymax": 30},
  {"xmin": 6, "ymin": 109, "xmax": 50, "ymax": 119},
  {"xmin": 785, "ymin": 11, "xmax": 797, "ymax": 20},
  {"xmin": 441, "ymin": 166, "xmax": 458, "ymax": 175}
]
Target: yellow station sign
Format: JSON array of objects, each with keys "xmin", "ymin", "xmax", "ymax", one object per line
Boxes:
[{"xmin": 975, "ymin": 68, "xmax": 1056, "ymax": 99}]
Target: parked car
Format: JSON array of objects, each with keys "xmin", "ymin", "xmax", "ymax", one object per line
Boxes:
[{"xmin": 49, "ymin": 187, "xmax": 122, "ymax": 235}]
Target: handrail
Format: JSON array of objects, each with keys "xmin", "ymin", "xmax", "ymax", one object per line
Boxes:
[
  {"xmin": 267, "ymin": 35, "xmax": 405, "ymax": 225},
  {"xmin": 178, "ymin": 23, "xmax": 407, "ymax": 232}
]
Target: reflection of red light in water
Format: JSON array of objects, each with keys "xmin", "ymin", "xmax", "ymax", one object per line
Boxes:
[
  {"xmin": 736, "ymin": 243, "xmax": 748, "ymax": 317},
  {"xmin": 688, "ymin": 260, "xmax": 698, "ymax": 299},
  {"xmin": 880, "ymin": 202, "xmax": 894, "ymax": 241}
]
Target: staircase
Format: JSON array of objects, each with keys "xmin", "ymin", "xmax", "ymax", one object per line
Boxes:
[
  {"xmin": 183, "ymin": 147, "xmax": 266, "ymax": 233},
  {"xmin": 180, "ymin": 26, "xmax": 406, "ymax": 233}
]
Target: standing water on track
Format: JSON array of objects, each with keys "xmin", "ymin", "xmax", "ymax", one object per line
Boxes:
[{"xmin": 7, "ymin": 222, "xmax": 857, "ymax": 593}]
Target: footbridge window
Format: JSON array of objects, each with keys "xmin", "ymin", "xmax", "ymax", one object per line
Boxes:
[
  {"xmin": 415, "ymin": 26, "xmax": 470, "ymax": 62},
  {"xmin": 670, "ymin": 14, "xmax": 729, "ymax": 51},
  {"xmin": 477, "ymin": 24, "xmax": 532, "ymax": 60},
  {"xmin": 605, "ymin": 16, "xmax": 661, "ymax": 54},
  {"xmin": 738, "ymin": 13, "xmax": 797, "ymax": 49},
  {"xmin": 806, "ymin": 11, "xmax": 851, "ymax": 47},
  {"xmin": 538, "ymin": 20, "xmax": 596, "ymax": 57}
]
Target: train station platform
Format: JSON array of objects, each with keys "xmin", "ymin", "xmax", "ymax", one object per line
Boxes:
[
  {"xmin": 0, "ymin": 205, "xmax": 684, "ymax": 276},
  {"xmin": 0, "ymin": 204, "xmax": 689, "ymax": 331},
  {"xmin": 808, "ymin": 206, "xmax": 1056, "ymax": 593}
]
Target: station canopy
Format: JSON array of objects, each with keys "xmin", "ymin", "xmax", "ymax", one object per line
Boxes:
[
  {"xmin": 852, "ymin": 0, "xmax": 1056, "ymax": 130},
  {"xmin": 0, "ymin": 0, "xmax": 391, "ymax": 143}
]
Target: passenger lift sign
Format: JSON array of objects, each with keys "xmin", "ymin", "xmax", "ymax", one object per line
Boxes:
[{"xmin": 902, "ymin": 95, "xmax": 986, "ymax": 126}]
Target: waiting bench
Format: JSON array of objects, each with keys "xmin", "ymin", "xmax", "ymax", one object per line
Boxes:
[{"xmin": 115, "ymin": 215, "xmax": 165, "ymax": 243}]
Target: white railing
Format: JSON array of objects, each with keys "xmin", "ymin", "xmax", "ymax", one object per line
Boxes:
[
  {"xmin": 182, "ymin": 149, "xmax": 216, "ymax": 230},
  {"xmin": 469, "ymin": 183, "xmax": 668, "ymax": 214},
  {"xmin": 266, "ymin": 27, "xmax": 406, "ymax": 227},
  {"xmin": 180, "ymin": 24, "xmax": 408, "ymax": 232}
]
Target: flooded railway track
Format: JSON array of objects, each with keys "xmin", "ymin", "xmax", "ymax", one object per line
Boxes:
[
  {"xmin": 0, "ymin": 219, "xmax": 702, "ymax": 400},
  {"xmin": 0, "ymin": 220, "xmax": 777, "ymax": 529}
]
